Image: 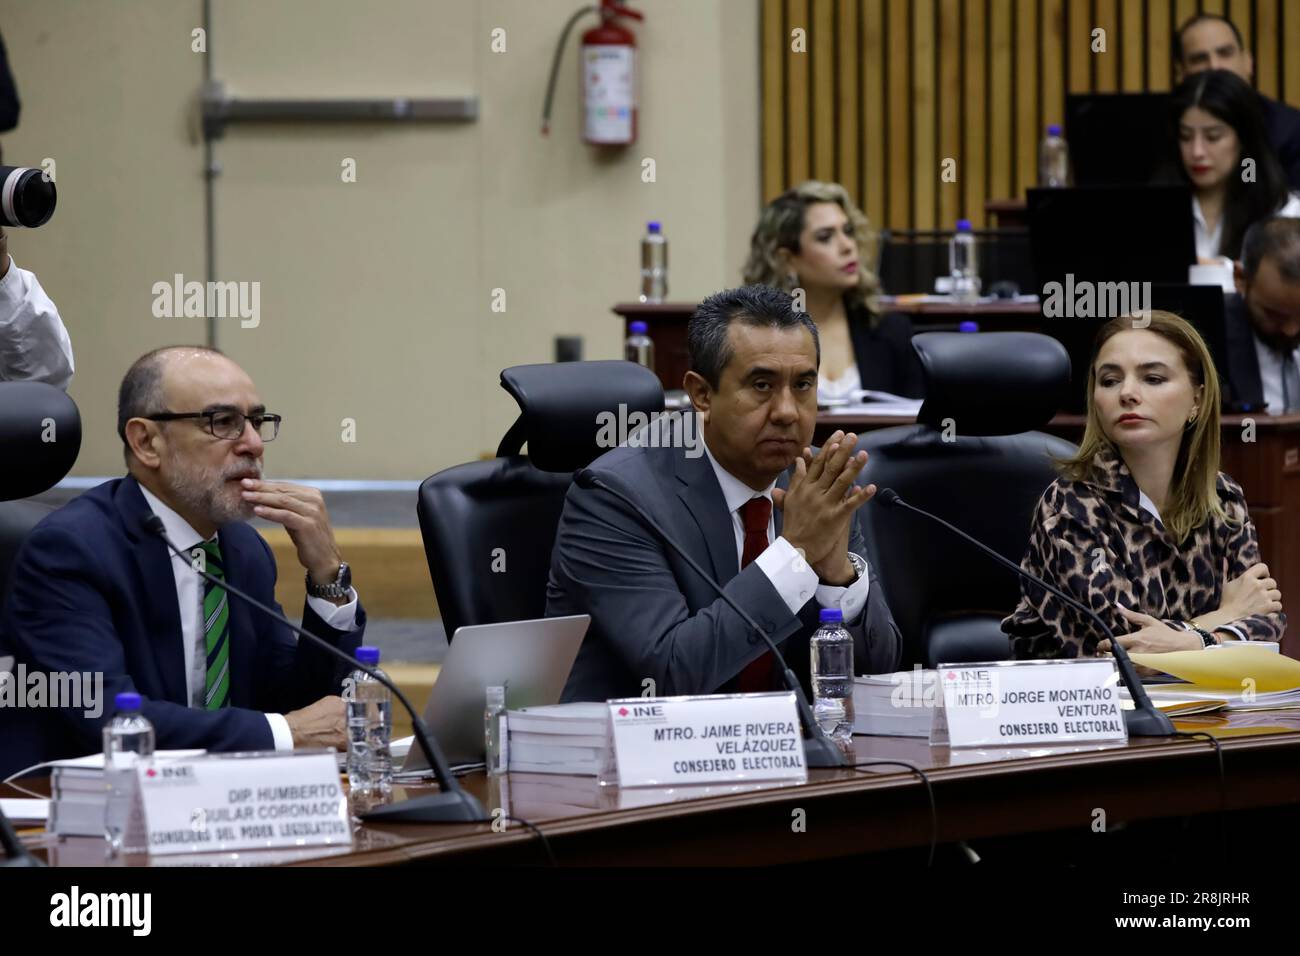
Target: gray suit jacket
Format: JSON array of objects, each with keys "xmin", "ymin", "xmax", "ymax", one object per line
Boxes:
[{"xmin": 547, "ymin": 435, "xmax": 902, "ymax": 702}]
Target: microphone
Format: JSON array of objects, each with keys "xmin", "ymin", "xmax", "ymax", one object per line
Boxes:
[
  {"xmin": 574, "ymin": 469, "xmax": 848, "ymax": 768},
  {"xmin": 874, "ymin": 488, "xmax": 1175, "ymax": 736},
  {"xmin": 139, "ymin": 513, "xmax": 489, "ymax": 822}
]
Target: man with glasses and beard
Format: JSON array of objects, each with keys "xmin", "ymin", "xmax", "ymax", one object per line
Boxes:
[
  {"xmin": 0, "ymin": 346, "xmax": 364, "ymax": 776},
  {"xmin": 1226, "ymin": 218, "xmax": 1300, "ymax": 413}
]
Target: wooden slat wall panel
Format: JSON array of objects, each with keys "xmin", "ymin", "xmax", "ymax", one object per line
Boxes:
[
  {"xmin": 886, "ymin": 0, "xmax": 911, "ymax": 228},
  {"xmin": 963, "ymin": 0, "xmax": 988, "ymax": 228},
  {"xmin": 1256, "ymin": 0, "xmax": 1279, "ymax": 99},
  {"xmin": 937, "ymin": 0, "xmax": 962, "ymax": 230},
  {"xmin": 761, "ymin": 0, "xmax": 785, "ymax": 202},
  {"xmin": 761, "ymin": 0, "xmax": 1300, "ymax": 231},
  {"xmin": 988, "ymin": 0, "xmax": 1012, "ymax": 206},
  {"xmin": 912, "ymin": 0, "xmax": 937, "ymax": 231},
  {"xmin": 1014, "ymin": 0, "xmax": 1039, "ymax": 200},
  {"xmin": 812, "ymin": 0, "xmax": 836, "ymax": 180},
  {"xmin": 1121, "ymin": 0, "xmax": 1144, "ymax": 91},
  {"xmin": 1093, "ymin": 0, "xmax": 1120, "ymax": 93},
  {"xmin": 836, "ymin": 0, "xmax": 860, "ymax": 190},
  {"xmin": 786, "ymin": 0, "xmax": 811, "ymax": 185},
  {"xmin": 1287, "ymin": 2, "xmax": 1300, "ymax": 112},
  {"xmin": 862, "ymin": 0, "xmax": 886, "ymax": 218},
  {"xmin": 1147, "ymin": 0, "xmax": 1172, "ymax": 91}
]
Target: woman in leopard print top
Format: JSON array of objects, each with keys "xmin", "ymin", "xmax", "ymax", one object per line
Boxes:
[{"xmin": 1003, "ymin": 311, "xmax": 1285, "ymax": 658}]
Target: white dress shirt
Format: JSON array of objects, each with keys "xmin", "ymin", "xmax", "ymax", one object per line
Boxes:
[
  {"xmin": 1191, "ymin": 193, "xmax": 1300, "ymax": 293},
  {"xmin": 138, "ymin": 485, "xmax": 361, "ymax": 751},
  {"xmin": 0, "ymin": 256, "xmax": 74, "ymax": 389},
  {"xmin": 1252, "ymin": 333, "xmax": 1300, "ymax": 414},
  {"xmin": 699, "ymin": 431, "xmax": 871, "ymax": 624}
]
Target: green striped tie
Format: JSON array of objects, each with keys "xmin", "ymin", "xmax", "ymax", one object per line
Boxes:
[{"xmin": 199, "ymin": 539, "xmax": 231, "ymax": 710}]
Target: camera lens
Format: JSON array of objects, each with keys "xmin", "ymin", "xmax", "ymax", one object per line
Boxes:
[{"xmin": 0, "ymin": 166, "xmax": 57, "ymax": 227}]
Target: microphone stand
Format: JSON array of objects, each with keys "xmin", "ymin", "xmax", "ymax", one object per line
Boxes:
[
  {"xmin": 142, "ymin": 515, "xmax": 489, "ymax": 822},
  {"xmin": 876, "ymin": 489, "xmax": 1175, "ymax": 736},
  {"xmin": 576, "ymin": 470, "xmax": 848, "ymax": 767}
]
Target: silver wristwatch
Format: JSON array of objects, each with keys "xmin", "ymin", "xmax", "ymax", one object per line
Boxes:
[
  {"xmin": 305, "ymin": 561, "xmax": 351, "ymax": 599},
  {"xmin": 846, "ymin": 552, "xmax": 867, "ymax": 579}
]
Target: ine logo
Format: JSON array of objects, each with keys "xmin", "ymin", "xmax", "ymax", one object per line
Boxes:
[{"xmin": 49, "ymin": 886, "xmax": 152, "ymax": 936}]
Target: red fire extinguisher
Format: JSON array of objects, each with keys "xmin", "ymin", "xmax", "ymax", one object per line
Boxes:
[{"xmin": 542, "ymin": 0, "xmax": 644, "ymax": 146}]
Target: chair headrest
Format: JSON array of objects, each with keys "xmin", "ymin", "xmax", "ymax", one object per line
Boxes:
[
  {"xmin": 497, "ymin": 361, "xmax": 665, "ymax": 472},
  {"xmin": 913, "ymin": 332, "xmax": 1070, "ymax": 436},
  {"xmin": 0, "ymin": 382, "xmax": 82, "ymax": 501}
]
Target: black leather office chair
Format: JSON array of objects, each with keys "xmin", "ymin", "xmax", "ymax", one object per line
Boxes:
[
  {"xmin": 418, "ymin": 361, "xmax": 664, "ymax": 639},
  {"xmin": 854, "ymin": 332, "xmax": 1077, "ymax": 667},
  {"xmin": 0, "ymin": 381, "xmax": 82, "ymax": 595}
]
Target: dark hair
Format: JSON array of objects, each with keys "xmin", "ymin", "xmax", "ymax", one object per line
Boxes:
[
  {"xmin": 687, "ymin": 285, "xmax": 820, "ymax": 390},
  {"xmin": 1172, "ymin": 14, "xmax": 1245, "ymax": 67},
  {"xmin": 1163, "ymin": 70, "xmax": 1288, "ymax": 260},
  {"xmin": 1241, "ymin": 216, "xmax": 1300, "ymax": 282},
  {"xmin": 117, "ymin": 345, "xmax": 224, "ymax": 458}
]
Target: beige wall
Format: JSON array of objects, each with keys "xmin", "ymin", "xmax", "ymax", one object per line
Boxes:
[{"xmin": 0, "ymin": 0, "xmax": 759, "ymax": 478}]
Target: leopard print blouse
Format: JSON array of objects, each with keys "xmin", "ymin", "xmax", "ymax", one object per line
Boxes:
[{"xmin": 1002, "ymin": 445, "xmax": 1286, "ymax": 658}]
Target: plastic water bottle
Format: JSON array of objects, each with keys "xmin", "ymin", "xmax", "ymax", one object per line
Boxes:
[
  {"xmin": 484, "ymin": 685, "xmax": 507, "ymax": 776},
  {"xmin": 810, "ymin": 608, "xmax": 855, "ymax": 741},
  {"xmin": 1039, "ymin": 124, "xmax": 1069, "ymax": 187},
  {"xmin": 103, "ymin": 691, "xmax": 153, "ymax": 856},
  {"xmin": 948, "ymin": 219, "xmax": 980, "ymax": 302},
  {"xmin": 625, "ymin": 320, "xmax": 655, "ymax": 369},
  {"xmin": 345, "ymin": 646, "xmax": 392, "ymax": 797},
  {"xmin": 639, "ymin": 221, "xmax": 668, "ymax": 303}
]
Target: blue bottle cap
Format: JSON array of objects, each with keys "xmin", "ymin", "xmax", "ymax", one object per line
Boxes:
[
  {"xmin": 356, "ymin": 646, "xmax": 380, "ymax": 666},
  {"xmin": 647, "ymin": 221, "xmax": 661, "ymax": 233},
  {"xmin": 819, "ymin": 608, "xmax": 843, "ymax": 624},
  {"xmin": 956, "ymin": 218, "xmax": 973, "ymax": 232},
  {"xmin": 1046, "ymin": 124, "xmax": 1062, "ymax": 136},
  {"xmin": 629, "ymin": 320, "xmax": 648, "ymax": 334},
  {"xmin": 114, "ymin": 691, "xmax": 142, "ymax": 711},
  {"xmin": 959, "ymin": 320, "xmax": 979, "ymax": 332}
]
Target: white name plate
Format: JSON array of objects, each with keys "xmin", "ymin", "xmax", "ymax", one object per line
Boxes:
[
  {"xmin": 137, "ymin": 751, "xmax": 352, "ymax": 856},
  {"xmin": 608, "ymin": 692, "xmax": 808, "ymax": 788},
  {"xmin": 935, "ymin": 659, "xmax": 1127, "ymax": 748}
]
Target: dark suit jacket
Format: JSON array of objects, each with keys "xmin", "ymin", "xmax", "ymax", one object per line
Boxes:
[
  {"xmin": 1262, "ymin": 94, "xmax": 1300, "ymax": 192},
  {"xmin": 0, "ymin": 476, "xmax": 365, "ymax": 777},
  {"xmin": 1224, "ymin": 292, "xmax": 1266, "ymax": 409},
  {"xmin": 547, "ymin": 428, "xmax": 902, "ymax": 703},
  {"xmin": 848, "ymin": 305, "xmax": 926, "ymax": 399}
]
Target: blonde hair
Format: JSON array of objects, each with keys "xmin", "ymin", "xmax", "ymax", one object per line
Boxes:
[
  {"xmin": 1059, "ymin": 310, "xmax": 1231, "ymax": 543},
  {"xmin": 742, "ymin": 180, "xmax": 881, "ymax": 313}
]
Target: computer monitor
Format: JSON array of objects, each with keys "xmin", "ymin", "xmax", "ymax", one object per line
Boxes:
[
  {"xmin": 1065, "ymin": 92, "xmax": 1173, "ymax": 186},
  {"xmin": 1028, "ymin": 185, "xmax": 1196, "ymax": 291},
  {"xmin": 1042, "ymin": 284, "xmax": 1229, "ymax": 414}
]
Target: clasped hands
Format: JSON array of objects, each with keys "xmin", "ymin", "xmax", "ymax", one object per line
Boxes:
[{"xmin": 770, "ymin": 430, "xmax": 875, "ymax": 586}]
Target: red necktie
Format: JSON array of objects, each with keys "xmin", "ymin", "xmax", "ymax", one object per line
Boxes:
[{"xmin": 735, "ymin": 497, "xmax": 775, "ymax": 693}]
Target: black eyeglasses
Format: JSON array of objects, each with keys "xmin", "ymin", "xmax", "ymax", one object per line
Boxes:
[{"xmin": 145, "ymin": 408, "xmax": 282, "ymax": 441}]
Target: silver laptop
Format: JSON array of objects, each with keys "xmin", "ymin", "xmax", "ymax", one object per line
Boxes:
[{"xmin": 399, "ymin": 614, "xmax": 590, "ymax": 772}]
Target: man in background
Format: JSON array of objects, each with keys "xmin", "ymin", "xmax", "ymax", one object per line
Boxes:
[{"xmin": 1226, "ymin": 217, "xmax": 1300, "ymax": 412}]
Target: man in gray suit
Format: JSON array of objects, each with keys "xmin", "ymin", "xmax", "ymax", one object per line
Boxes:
[{"xmin": 549, "ymin": 285, "xmax": 902, "ymax": 702}]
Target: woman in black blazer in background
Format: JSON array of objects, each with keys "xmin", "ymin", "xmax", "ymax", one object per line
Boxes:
[{"xmin": 743, "ymin": 180, "xmax": 924, "ymax": 400}]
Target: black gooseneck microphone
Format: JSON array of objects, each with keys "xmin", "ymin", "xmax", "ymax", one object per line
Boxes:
[
  {"xmin": 139, "ymin": 513, "xmax": 489, "ymax": 822},
  {"xmin": 574, "ymin": 469, "xmax": 849, "ymax": 768},
  {"xmin": 874, "ymin": 488, "xmax": 1175, "ymax": 736}
]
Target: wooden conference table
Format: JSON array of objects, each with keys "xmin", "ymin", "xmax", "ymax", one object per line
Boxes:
[{"xmin": 11, "ymin": 709, "xmax": 1300, "ymax": 866}]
